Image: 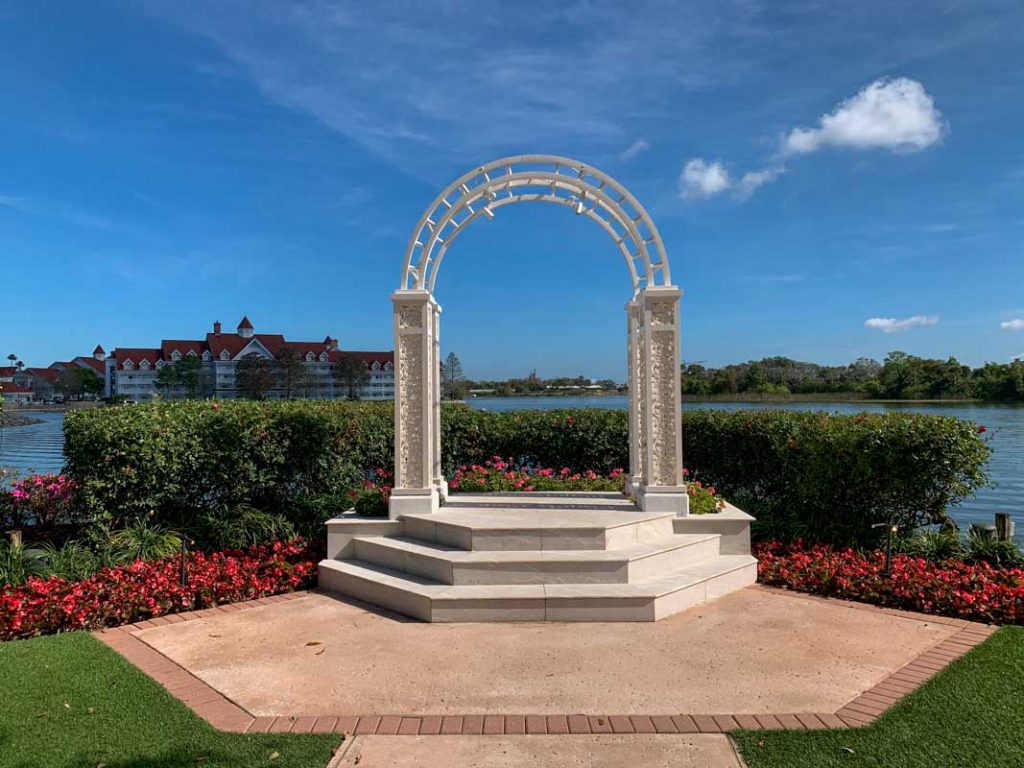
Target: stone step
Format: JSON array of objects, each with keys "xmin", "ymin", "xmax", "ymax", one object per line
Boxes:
[
  {"xmin": 318, "ymin": 555, "xmax": 757, "ymax": 623},
  {"xmin": 400, "ymin": 508, "xmax": 675, "ymax": 551},
  {"xmin": 351, "ymin": 534, "xmax": 722, "ymax": 585}
]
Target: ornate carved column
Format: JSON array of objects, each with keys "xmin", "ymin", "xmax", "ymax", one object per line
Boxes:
[
  {"xmin": 389, "ymin": 289, "xmax": 439, "ymax": 518},
  {"xmin": 637, "ymin": 286, "xmax": 688, "ymax": 516},
  {"xmin": 625, "ymin": 299, "xmax": 644, "ymax": 498},
  {"xmin": 430, "ymin": 301, "xmax": 447, "ymax": 498}
]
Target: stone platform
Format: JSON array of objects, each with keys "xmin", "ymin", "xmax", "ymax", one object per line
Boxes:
[{"xmin": 318, "ymin": 492, "xmax": 756, "ymax": 622}]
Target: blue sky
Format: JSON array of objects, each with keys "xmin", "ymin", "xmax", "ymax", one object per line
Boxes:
[{"xmin": 2, "ymin": 1, "xmax": 1023, "ymax": 380}]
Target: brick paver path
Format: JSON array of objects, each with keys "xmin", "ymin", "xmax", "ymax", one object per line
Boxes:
[{"xmin": 94, "ymin": 586, "xmax": 997, "ymax": 735}]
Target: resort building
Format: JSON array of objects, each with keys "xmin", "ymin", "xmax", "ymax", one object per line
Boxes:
[{"xmin": 105, "ymin": 316, "xmax": 394, "ymax": 402}]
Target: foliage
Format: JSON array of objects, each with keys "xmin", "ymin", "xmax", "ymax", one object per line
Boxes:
[
  {"xmin": 234, "ymin": 353, "xmax": 276, "ymax": 400},
  {"xmin": 449, "ymin": 458, "xmax": 627, "ymax": 493},
  {"xmin": 964, "ymin": 529, "xmax": 1024, "ymax": 569},
  {"xmin": 332, "ymin": 353, "xmax": 370, "ymax": 400},
  {"xmin": 353, "ymin": 488, "xmax": 389, "ymax": 517},
  {"xmin": 895, "ymin": 528, "xmax": 965, "ymax": 564},
  {"xmin": 4, "ymin": 473, "xmax": 83, "ymax": 531},
  {"xmin": 106, "ymin": 518, "xmax": 182, "ymax": 562},
  {"xmin": 0, "ymin": 538, "xmax": 319, "ymax": 641},
  {"xmin": 275, "ymin": 347, "xmax": 309, "ymax": 399},
  {"xmin": 154, "ymin": 355, "xmax": 208, "ymax": 399},
  {"xmin": 682, "ymin": 409, "xmax": 992, "ymax": 546},
  {"xmin": 680, "ymin": 352, "xmax": 1024, "ymax": 401},
  {"xmin": 685, "ymin": 476, "xmax": 725, "ymax": 515},
  {"xmin": 0, "ymin": 540, "xmax": 49, "ymax": 587},
  {"xmin": 755, "ymin": 541, "xmax": 1024, "ymax": 625},
  {"xmin": 0, "ymin": 633, "xmax": 342, "ymax": 767},
  {"xmin": 734, "ymin": 627, "xmax": 1024, "ymax": 768},
  {"xmin": 193, "ymin": 505, "xmax": 296, "ymax": 550},
  {"xmin": 441, "ymin": 352, "xmax": 467, "ymax": 400},
  {"xmin": 65, "ymin": 402, "xmax": 992, "ymax": 548},
  {"xmin": 55, "ymin": 366, "xmax": 103, "ymax": 399}
]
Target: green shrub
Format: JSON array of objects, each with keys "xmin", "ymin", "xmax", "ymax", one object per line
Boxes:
[
  {"xmin": 895, "ymin": 529, "xmax": 966, "ymax": 563},
  {"xmin": 192, "ymin": 505, "xmax": 295, "ymax": 551},
  {"xmin": 965, "ymin": 529, "xmax": 1024, "ymax": 569},
  {"xmin": 105, "ymin": 519, "xmax": 181, "ymax": 563},
  {"xmin": 65, "ymin": 402, "xmax": 992, "ymax": 548},
  {"xmin": 353, "ymin": 488, "xmax": 388, "ymax": 518},
  {"xmin": 682, "ymin": 410, "xmax": 991, "ymax": 546}
]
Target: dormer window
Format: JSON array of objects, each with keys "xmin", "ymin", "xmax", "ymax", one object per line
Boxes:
[
  {"xmin": 220, "ymin": 350, "xmax": 230, "ymax": 361},
  {"xmin": 384, "ymin": 361, "xmax": 393, "ymax": 371},
  {"xmin": 202, "ymin": 351, "xmax": 211, "ymax": 362},
  {"xmin": 305, "ymin": 352, "xmax": 315, "ymax": 362},
  {"xmin": 319, "ymin": 352, "xmax": 328, "ymax": 362},
  {"xmin": 186, "ymin": 350, "xmax": 197, "ymax": 358},
  {"xmin": 371, "ymin": 361, "xmax": 381, "ymax": 371},
  {"xmin": 140, "ymin": 360, "xmax": 151, "ymax": 371},
  {"xmin": 123, "ymin": 360, "xmax": 134, "ymax": 371},
  {"xmin": 171, "ymin": 350, "xmax": 181, "ymax": 362},
  {"xmin": 156, "ymin": 360, "xmax": 165, "ymax": 369}
]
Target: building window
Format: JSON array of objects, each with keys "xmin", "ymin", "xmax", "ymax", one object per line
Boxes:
[
  {"xmin": 171, "ymin": 351, "xmax": 181, "ymax": 362},
  {"xmin": 139, "ymin": 360, "xmax": 150, "ymax": 370},
  {"xmin": 123, "ymin": 361, "xmax": 134, "ymax": 371},
  {"xmin": 220, "ymin": 350, "xmax": 230, "ymax": 361}
]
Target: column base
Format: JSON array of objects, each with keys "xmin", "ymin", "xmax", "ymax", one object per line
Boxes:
[
  {"xmin": 637, "ymin": 485, "xmax": 690, "ymax": 517},
  {"xmin": 625, "ymin": 476, "xmax": 643, "ymax": 500},
  {"xmin": 388, "ymin": 488, "xmax": 439, "ymax": 519}
]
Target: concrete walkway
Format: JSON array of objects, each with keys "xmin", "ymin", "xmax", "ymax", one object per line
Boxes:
[
  {"xmin": 133, "ymin": 586, "xmax": 957, "ymax": 717},
  {"xmin": 331, "ymin": 734, "xmax": 743, "ymax": 767}
]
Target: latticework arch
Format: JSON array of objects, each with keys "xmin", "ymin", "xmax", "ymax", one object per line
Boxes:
[{"xmin": 400, "ymin": 155, "xmax": 671, "ymax": 296}]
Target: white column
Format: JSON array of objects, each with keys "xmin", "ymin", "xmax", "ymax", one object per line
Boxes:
[
  {"xmin": 637, "ymin": 286, "xmax": 688, "ymax": 516},
  {"xmin": 389, "ymin": 289, "xmax": 439, "ymax": 518},
  {"xmin": 625, "ymin": 299, "xmax": 644, "ymax": 498},
  {"xmin": 431, "ymin": 301, "xmax": 448, "ymax": 498}
]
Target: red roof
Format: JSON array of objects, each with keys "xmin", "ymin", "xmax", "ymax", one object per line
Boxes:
[
  {"xmin": 73, "ymin": 357, "xmax": 106, "ymax": 375},
  {"xmin": 237, "ymin": 315, "xmax": 253, "ymax": 330},
  {"xmin": 113, "ymin": 348, "xmax": 162, "ymax": 369},
  {"xmin": 0, "ymin": 367, "xmax": 16, "ymax": 378},
  {"xmin": 1, "ymin": 383, "xmax": 32, "ymax": 394},
  {"xmin": 160, "ymin": 340, "xmax": 205, "ymax": 359},
  {"xmin": 26, "ymin": 367, "xmax": 60, "ymax": 382},
  {"xmin": 94, "ymin": 344, "xmax": 105, "ymax": 354}
]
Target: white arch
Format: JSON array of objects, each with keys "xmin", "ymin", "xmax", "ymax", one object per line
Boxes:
[
  {"xmin": 400, "ymin": 155, "xmax": 671, "ymax": 296},
  {"xmin": 390, "ymin": 154, "xmax": 687, "ymax": 520}
]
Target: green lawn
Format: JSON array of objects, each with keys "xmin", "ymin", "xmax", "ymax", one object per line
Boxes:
[
  {"xmin": 0, "ymin": 632, "xmax": 342, "ymax": 768},
  {"xmin": 734, "ymin": 626, "xmax": 1024, "ymax": 768}
]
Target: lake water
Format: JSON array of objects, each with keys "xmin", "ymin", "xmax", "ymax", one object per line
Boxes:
[{"xmin": 2, "ymin": 400, "xmax": 1021, "ymax": 539}]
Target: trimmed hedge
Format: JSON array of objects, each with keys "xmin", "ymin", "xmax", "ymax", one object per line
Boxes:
[{"xmin": 64, "ymin": 402, "xmax": 991, "ymax": 546}]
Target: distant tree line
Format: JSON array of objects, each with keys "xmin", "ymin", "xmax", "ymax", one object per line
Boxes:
[{"xmin": 681, "ymin": 352, "xmax": 1024, "ymax": 401}]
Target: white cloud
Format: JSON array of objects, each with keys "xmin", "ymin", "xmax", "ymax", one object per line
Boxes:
[
  {"xmin": 865, "ymin": 315, "xmax": 939, "ymax": 333},
  {"xmin": 734, "ymin": 167, "xmax": 785, "ymax": 199},
  {"xmin": 620, "ymin": 139, "xmax": 649, "ymax": 160},
  {"xmin": 679, "ymin": 159, "xmax": 731, "ymax": 199},
  {"xmin": 784, "ymin": 78, "xmax": 946, "ymax": 155},
  {"xmin": 1001, "ymin": 318, "xmax": 1024, "ymax": 331}
]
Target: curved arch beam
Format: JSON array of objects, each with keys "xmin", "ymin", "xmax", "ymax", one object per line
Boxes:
[{"xmin": 400, "ymin": 155, "xmax": 672, "ymax": 295}]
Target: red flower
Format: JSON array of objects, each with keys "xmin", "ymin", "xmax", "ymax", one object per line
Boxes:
[{"xmin": 977, "ymin": 425, "xmax": 987, "ymax": 434}]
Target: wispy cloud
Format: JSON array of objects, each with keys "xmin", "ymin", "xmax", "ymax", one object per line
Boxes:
[
  {"xmin": 146, "ymin": 1, "xmax": 769, "ymax": 176},
  {"xmin": 865, "ymin": 315, "xmax": 939, "ymax": 333},
  {"xmin": 1001, "ymin": 318, "xmax": 1024, "ymax": 331},
  {"xmin": 620, "ymin": 139, "xmax": 650, "ymax": 161},
  {"xmin": 783, "ymin": 78, "xmax": 946, "ymax": 155},
  {"xmin": 679, "ymin": 159, "xmax": 731, "ymax": 199},
  {"xmin": 684, "ymin": 77, "xmax": 946, "ymax": 202}
]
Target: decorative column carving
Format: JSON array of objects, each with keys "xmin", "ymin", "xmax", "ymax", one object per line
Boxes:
[
  {"xmin": 431, "ymin": 301, "xmax": 447, "ymax": 498},
  {"xmin": 389, "ymin": 289, "xmax": 439, "ymax": 518},
  {"xmin": 625, "ymin": 300, "xmax": 645, "ymax": 497},
  {"xmin": 637, "ymin": 286, "xmax": 688, "ymax": 516}
]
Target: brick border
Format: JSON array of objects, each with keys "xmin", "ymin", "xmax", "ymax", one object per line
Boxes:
[{"xmin": 93, "ymin": 586, "xmax": 998, "ymax": 735}]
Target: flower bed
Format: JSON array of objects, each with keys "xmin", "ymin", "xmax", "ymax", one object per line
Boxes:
[
  {"xmin": 0, "ymin": 539, "xmax": 319, "ymax": 641},
  {"xmin": 449, "ymin": 458, "xmax": 627, "ymax": 493},
  {"xmin": 348, "ymin": 460, "xmax": 726, "ymax": 516},
  {"xmin": 756, "ymin": 541, "xmax": 1024, "ymax": 625}
]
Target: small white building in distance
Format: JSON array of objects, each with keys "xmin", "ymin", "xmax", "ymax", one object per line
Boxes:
[{"xmin": 106, "ymin": 316, "xmax": 394, "ymax": 402}]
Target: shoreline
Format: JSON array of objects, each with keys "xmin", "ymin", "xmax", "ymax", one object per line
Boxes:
[{"xmin": 0, "ymin": 413, "xmax": 45, "ymax": 427}]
